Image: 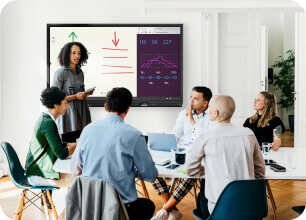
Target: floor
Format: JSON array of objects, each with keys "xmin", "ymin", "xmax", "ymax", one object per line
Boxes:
[
  {"xmin": 281, "ymin": 130, "xmax": 294, "ymax": 148},
  {"xmin": 0, "ymin": 176, "xmax": 305, "ymax": 220}
]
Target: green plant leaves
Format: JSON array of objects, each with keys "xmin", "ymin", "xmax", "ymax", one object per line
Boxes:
[{"xmin": 270, "ymin": 49, "xmax": 295, "ymax": 110}]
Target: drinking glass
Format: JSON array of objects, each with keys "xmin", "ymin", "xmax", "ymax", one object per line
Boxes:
[
  {"xmin": 171, "ymin": 147, "xmax": 177, "ymax": 162},
  {"xmin": 262, "ymin": 142, "xmax": 270, "ymax": 157},
  {"xmin": 288, "ymin": 153, "xmax": 297, "ymax": 169}
]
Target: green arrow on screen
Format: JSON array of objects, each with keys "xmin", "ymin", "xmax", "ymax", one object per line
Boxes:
[{"xmin": 69, "ymin": 32, "xmax": 77, "ymax": 42}]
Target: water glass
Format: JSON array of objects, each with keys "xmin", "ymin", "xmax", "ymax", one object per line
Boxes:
[
  {"xmin": 288, "ymin": 153, "xmax": 297, "ymax": 169},
  {"xmin": 171, "ymin": 147, "xmax": 177, "ymax": 162},
  {"xmin": 262, "ymin": 142, "xmax": 270, "ymax": 157}
]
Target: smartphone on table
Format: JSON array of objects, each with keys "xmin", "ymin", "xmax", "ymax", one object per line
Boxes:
[
  {"xmin": 166, "ymin": 164, "xmax": 180, "ymax": 169},
  {"xmin": 270, "ymin": 164, "xmax": 286, "ymax": 172},
  {"xmin": 265, "ymin": 159, "xmax": 277, "ymax": 165}
]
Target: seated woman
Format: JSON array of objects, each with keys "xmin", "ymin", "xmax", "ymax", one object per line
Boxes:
[
  {"xmin": 25, "ymin": 87, "xmax": 77, "ymax": 220},
  {"xmin": 243, "ymin": 91, "xmax": 285, "ymax": 150}
]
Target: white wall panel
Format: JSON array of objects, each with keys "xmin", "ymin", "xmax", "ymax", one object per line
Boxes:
[
  {"xmin": 295, "ymin": 12, "xmax": 306, "ymax": 148},
  {"xmin": 219, "ymin": 13, "xmax": 261, "ymax": 125}
]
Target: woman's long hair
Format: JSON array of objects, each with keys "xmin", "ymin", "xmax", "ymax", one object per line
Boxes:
[{"xmin": 249, "ymin": 91, "xmax": 278, "ymax": 127}]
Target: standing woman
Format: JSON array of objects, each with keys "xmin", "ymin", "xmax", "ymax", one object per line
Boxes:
[
  {"xmin": 243, "ymin": 91, "xmax": 285, "ymax": 151},
  {"xmin": 53, "ymin": 42, "xmax": 93, "ymax": 142}
]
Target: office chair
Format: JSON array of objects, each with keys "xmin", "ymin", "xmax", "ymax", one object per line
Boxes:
[
  {"xmin": 292, "ymin": 206, "xmax": 305, "ymax": 214},
  {"xmin": 193, "ymin": 179, "xmax": 268, "ymax": 220},
  {"xmin": 1, "ymin": 142, "xmax": 59, "ymax": 219},
  {"xmin": 135, "ymin": 135, "xmax": 150, "ymax": 199}
]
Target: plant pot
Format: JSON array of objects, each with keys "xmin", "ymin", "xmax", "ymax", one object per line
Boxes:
[{"xmin": 288, "ymin": 115, "xmax": 294, "ymax": 132}]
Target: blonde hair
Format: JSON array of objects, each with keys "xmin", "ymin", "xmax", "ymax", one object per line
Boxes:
[{"xmin": 249, "ymin": 91, "xmax": 278, "ymax": 127}]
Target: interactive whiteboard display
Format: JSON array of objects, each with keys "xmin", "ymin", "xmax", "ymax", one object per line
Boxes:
[{"xmin": 47, "ymin": 24, "xmax": 183, "ymax": 107}]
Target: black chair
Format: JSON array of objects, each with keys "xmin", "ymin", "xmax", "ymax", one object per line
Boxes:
[
  {"xmin": 193, "ymin": 179, "xmax": 268, "ymax": 220},
  {"xmin": 1, "ymin": 142, "xmax": 59, "ymax": 219},
  {"xmin": 292, "ymin": 206, "xmax": 305, "ymax": 215}
]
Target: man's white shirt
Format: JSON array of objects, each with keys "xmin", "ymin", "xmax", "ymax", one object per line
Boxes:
[{"xmin": 171, "ymin": 109, "xmax": 214, "ymax": 146}]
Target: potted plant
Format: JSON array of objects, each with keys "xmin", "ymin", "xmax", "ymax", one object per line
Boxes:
[{"xmin": 270, "ymin": 49, "xmax": 295, "ymax": 132}]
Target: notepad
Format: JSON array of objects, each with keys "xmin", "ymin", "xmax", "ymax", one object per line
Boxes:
[
  {"xmin": 155, "ymin": 158, "xmax": 171, "ymax": 166},
  {"xmin": 177, "ymin": 170, "xmax": 186, "ymax": 174}
]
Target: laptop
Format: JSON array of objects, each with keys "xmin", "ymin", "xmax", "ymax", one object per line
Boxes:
[{"xmin": 147, "ymin": 132, "xmax": 177, "ymax": 152}]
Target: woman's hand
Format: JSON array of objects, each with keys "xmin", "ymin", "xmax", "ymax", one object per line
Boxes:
[
  {"xmin": 75, "ymin": 92, "xmax": 88, "ymax": 100},
  {"xmin": 269, "ymin": 138, "xmax": 281, "ymax": 151},
  {"xmin": 67, "ymin": 142, "xmax": 77, "ymax": 155}
]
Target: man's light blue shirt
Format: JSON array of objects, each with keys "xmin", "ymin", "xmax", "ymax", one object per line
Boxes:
[{"xmin": 70, "ymin": 113, "xmax": 158, "ymax": 203}]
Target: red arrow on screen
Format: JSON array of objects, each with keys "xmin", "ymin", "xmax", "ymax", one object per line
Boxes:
[{"xmin": 112, "ymin": 32, "xmax": 120, "ymax": 47}]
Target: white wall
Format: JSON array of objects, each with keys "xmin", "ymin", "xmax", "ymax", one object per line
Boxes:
[
  {"xmin": 1, "ymin": 0, "xmax": 303, "ymax": 166},
  {"xmin": 0, "ymin": 0, "xmax": 202, "ymax": 164}
]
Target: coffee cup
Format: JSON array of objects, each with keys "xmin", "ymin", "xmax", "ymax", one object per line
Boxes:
[{"xmin": 175, "ymin": 147, "xmax": 186, "ymax": 165}]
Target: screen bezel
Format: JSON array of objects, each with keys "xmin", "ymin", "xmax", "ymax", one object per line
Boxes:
[{"xmin": 47, "ymin": 24, "xmax": 183, "ymax": 107}]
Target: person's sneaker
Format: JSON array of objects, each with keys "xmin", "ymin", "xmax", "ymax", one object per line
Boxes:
[
  {"xmin": 151, "ymin": 209, "xmax": 168, "ymax": 220},
  {"xmin": 168, "ymin": 209, "xmax": 183, "ymax": 220}
]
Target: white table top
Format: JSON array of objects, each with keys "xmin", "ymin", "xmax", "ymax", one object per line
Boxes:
[
  {"xmin": 265, "ymin": 147, "xmax": 306, "ymax": 179},
  {"xmin": 149, "ymin": 149, "xmax": 197, "ymax": 179},
  {"xmin": 53, "ymin": 147, "xmax": 306, "ymax": 180}
]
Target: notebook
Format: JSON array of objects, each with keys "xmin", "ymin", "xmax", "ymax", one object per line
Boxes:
[{"xmin": 147, "ymin": 132, "xmax": 177, "ymax": 152}]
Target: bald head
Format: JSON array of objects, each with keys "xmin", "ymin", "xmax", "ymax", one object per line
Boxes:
[{"xmin": 210, "ymin": 95, "xmax": 236, "ymax": 122}]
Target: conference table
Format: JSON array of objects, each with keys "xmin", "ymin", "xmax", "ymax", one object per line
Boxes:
[{"xmin": 53, "ymin": 147, "xmax": 306, "ymax": 220}]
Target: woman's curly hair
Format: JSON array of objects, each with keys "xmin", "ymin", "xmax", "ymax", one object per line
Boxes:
[
  {"xmin": 41, "ymin": 87, "xmax": 66, "ymax": 109},
  {"xmin": 58, "ymin": 42, "xmax": 89, "ymax": 67}
]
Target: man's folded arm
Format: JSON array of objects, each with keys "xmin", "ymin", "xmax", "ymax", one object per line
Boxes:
[
  {"xmin": 69, "ymin": 140, "xmax": 84, "ymax": 174},
  {"xmin": 133, "ymin": 135, "xmax": 158, "ymax": 182}
]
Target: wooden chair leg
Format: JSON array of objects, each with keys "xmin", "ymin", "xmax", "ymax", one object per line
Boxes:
[
  {"xmin": 17, "ymin": 190, "xmax": 28, "ymax": 220},
  {"xmin": 169, "ymin": 178, "xmax": 178, "ymax": 194},
  {"xmin": 41, "ymin": 191, "xmax": 51, "ymax": 220},
  {"xmin": 193, "ymin": 183, "xmax": 198, "ymax": 206},
  {"xmin": 140, "ymin": 180, "xmax": 150, "ymax": 200},
  {"xmin": 266, "ymin": 180, "xmax": 277, "ymax": 220},
  {"xmin": 14, "ymin": 190, "xmax": 26, "ymax": 220},
  {"xmin": 46, "ymin": 190, "xmax": 58, "ymax": 220}
]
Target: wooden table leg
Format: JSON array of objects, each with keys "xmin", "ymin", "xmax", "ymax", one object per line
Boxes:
[
  {"xmin": 266, "ymin": 179, "xmax": 277, "ymax": 220},
  {"xmin": 140, "ymin": 180, "xmax": 150, "ymax": 199}
]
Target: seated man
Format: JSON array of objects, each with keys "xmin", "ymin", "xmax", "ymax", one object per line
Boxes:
[
  {"xmin": 70, "ymin": 87, "xmax": 158, "ymax": 220},
  {"xmin": 151, "ymin": 86, "xmax": 213, "ymax": 220},
  {"xmin": 172, "ymin": 86, "xmax": 213, "ymax": 146},
  {"xmin": 186, "ymin": 95, "xmax": 265, "ymax": 218}
]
